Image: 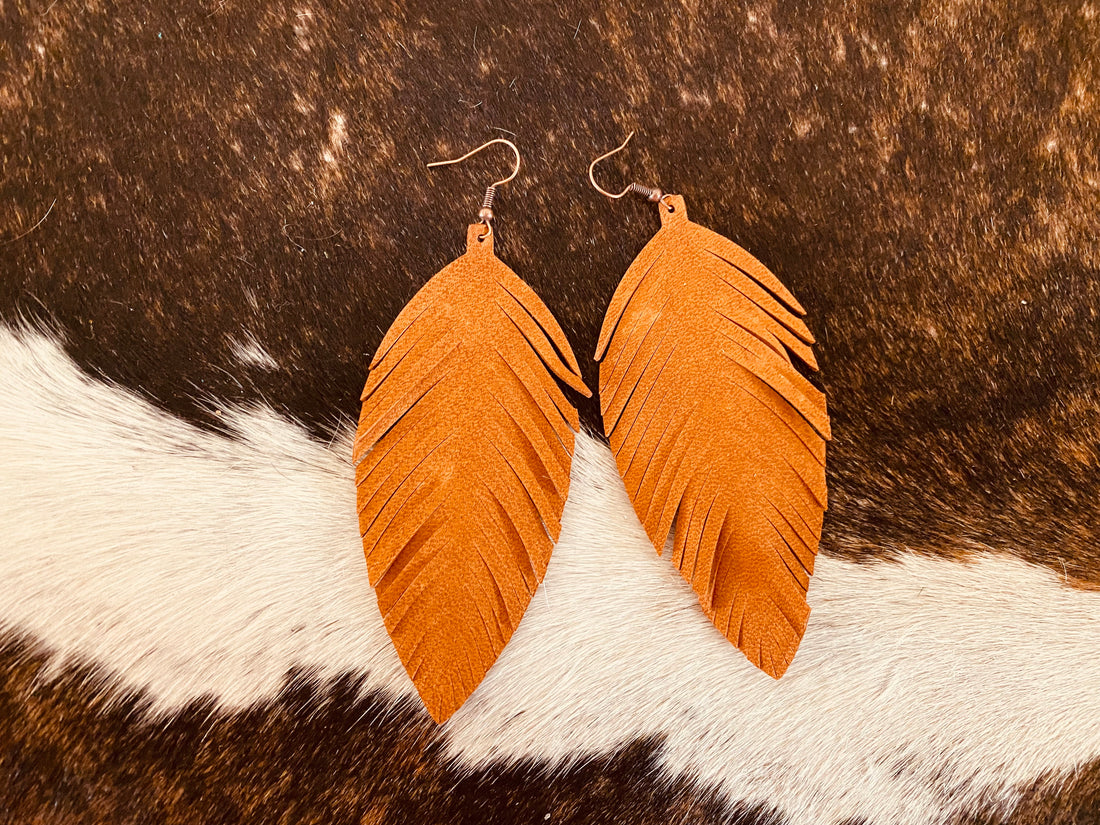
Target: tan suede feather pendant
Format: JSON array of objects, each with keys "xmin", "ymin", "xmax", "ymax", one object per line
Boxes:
[
  {"xmin": 353, "ymin": 219, "xmax": 590, "ymax": 723},
  {"xmin": 594, "ymin": 187, "xmax": 830, "ymax": 678}
]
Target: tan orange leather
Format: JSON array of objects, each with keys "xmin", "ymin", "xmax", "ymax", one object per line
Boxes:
[
  {"xmin": 596, "ymin": 195, "xmax": 830, "ymax": 678},
  {"xmin": 353, "ymin": 224, "xmax": 589, "ymax": 723}
]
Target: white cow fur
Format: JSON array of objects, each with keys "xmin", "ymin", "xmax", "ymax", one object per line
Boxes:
[{"xmin": 1, "ymin": 323, "xmax": 1099, "ymax": 825}]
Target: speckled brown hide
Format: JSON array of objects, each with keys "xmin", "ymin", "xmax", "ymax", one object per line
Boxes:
[{"xmin": 2, "ymin": 0, "xmax": 1100, "ymax": 821}]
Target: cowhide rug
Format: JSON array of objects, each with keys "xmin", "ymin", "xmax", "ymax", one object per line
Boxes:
[{"xmin": 2, "ymin": 1, "xmax": 1099, "ymax": 822}]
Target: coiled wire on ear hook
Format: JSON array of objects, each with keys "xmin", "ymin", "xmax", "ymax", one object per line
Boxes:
[
  {"xmin": 479, "ymin": 185, "xmax": 497, "ymax": 222},
  {"xmin": 427, "ymin": 138, "xmax": 521, "ymax": 239},
  {"xmin": 588, "ymin": 131, "xmax": 674, "ymax": 212}
]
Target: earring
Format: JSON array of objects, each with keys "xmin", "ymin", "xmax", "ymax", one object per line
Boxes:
[
  {"xmin": 353, "ymin": 139, "xmax": 590, "ymax": 722},
  {"xmin": 589, "ymin": 133, "xmax": 830, "ymax": 678}
]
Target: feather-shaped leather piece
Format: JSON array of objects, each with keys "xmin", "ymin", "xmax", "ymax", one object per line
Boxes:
[
  {"xmin": 595, "ymin": 195, "xmax": 830, "ymax": 678},
  {"xmin": 353, "ymin": 224, "xmax": 590, "ymax": 723}
]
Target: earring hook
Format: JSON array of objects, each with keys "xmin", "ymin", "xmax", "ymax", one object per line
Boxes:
[
  {"xmin": 427, "ymin": 138, "xmax": 520, "ymax": 238},
  {"xmin": 427, "ymin": 138, "xmax": 520, "ymax": 187},
  {"xmin": 588, "ymin": 131, "xmax": 672, "ymax": 210}
]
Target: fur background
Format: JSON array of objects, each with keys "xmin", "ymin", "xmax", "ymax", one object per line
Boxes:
[{"xmin": 2, "ymin": 0, "xmax": 1099, "ymax": 822}]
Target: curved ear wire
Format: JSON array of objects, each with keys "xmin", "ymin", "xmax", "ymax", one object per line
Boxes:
[
  {"xmin": 587, "ymin": 131, "xmax": 672, "ymax": 210},
  {"xmin": 428, "ymin": 138, "xmax": 521, "ymax": 239}
]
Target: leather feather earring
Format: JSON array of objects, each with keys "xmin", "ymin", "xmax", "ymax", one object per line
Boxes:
[
  {"xmin": 588, "ymin": 132, "xmax": 831, "ymax": 678},
  {"xmin": 353, "ymin": 139, "xmax": 590, "ymax": 722}
]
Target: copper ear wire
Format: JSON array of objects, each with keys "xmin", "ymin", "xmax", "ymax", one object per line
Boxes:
[
  {"xmin": 427, "ymin": 138, "xmax": 521, "ymax": 239},
  {"xmin": 588, "ymin": 131, "xmax": 675, "ymax": 212}
]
